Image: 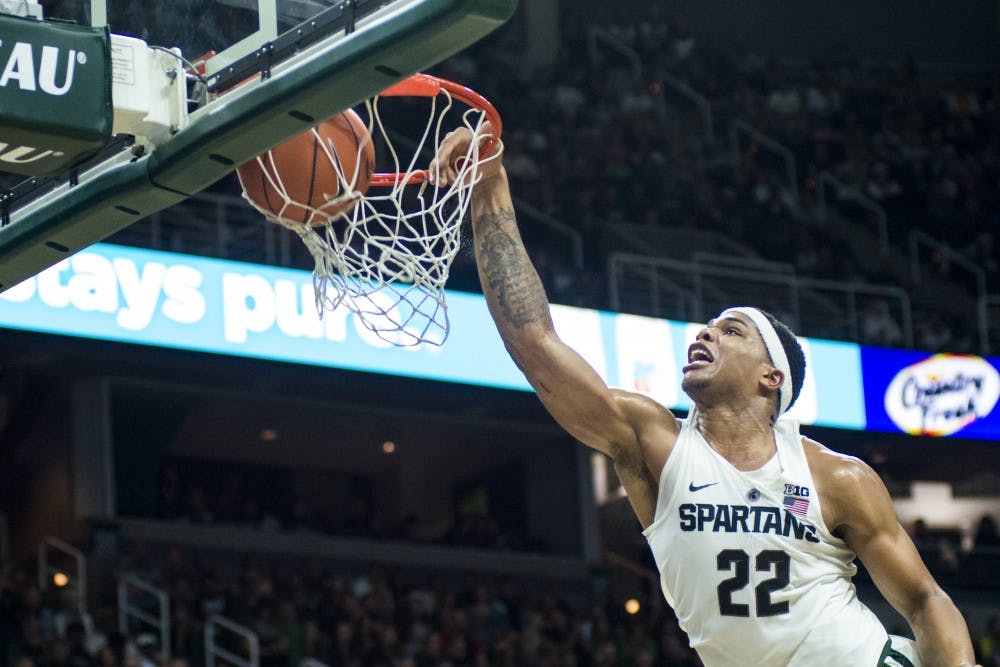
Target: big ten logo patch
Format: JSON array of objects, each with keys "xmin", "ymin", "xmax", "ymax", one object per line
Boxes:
[{"xmin": 783, "ymin": 484, "xmax": 809, "ymax": 497}]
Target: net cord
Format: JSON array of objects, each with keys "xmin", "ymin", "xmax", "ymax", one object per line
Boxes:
[{"xmin": 239, "ymin": 80, "xmax": 501, "ymax": 347}]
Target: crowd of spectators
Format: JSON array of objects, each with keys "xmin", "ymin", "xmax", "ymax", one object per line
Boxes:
[
  {"xmin": 1, "ymin": 7, "xmax": 998, "ymax": 667},
  {"xmin": 1, "ymin": 529, "xmax": 995, "ymax": 667},
  {"xmin": 903, "ymin": 514, "xmax": 1000, "ymax": 591},
  {"xmin": 1, "ymin": 543, "xmax": 702, "ymax": 667},
  {"xmin": 433, "ymin": 3, "xmax": 998, "ymax": 351},
  {"xmin": 152, "ymin": 461, "xmax": 525, "ymax": 554},
  {"xmin": 0, "ymin": 4, "xmax": 996, "ymax": 351}
]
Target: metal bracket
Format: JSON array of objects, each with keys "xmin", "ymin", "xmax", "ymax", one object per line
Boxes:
[
  {"xmin": 208, "ymin": 0, "xmax": 394, "ymax": 94},
  {"xmin": 1, "ymin": 192, "xmax": 11, "ymax": 227},
  {"xmin": 345, "ymin": 0, "xmax": 357, "ymax": 34},
  {"xmin": 259, "ymin": 41, "xmax": 275, "ymax": 81}
]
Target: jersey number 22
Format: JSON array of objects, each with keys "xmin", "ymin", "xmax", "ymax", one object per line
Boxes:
[{"xmin": 716, "ymin": 549, "xmax": 790, "ymax": 617}]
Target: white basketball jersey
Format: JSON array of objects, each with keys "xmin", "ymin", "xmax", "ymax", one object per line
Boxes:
[{"xmin": 643, "ymin": 410, "xmax": 890, "ymax": 666}]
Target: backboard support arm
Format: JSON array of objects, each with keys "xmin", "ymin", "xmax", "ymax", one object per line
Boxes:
[{"xmin": 0, "ymin": 0, "xmax": 519, "ymax": 292}]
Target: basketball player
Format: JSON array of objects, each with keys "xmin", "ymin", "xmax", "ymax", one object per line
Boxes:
[{"xmin": 429, "ymin": 126, "xmax": 979, "ymax": 667}]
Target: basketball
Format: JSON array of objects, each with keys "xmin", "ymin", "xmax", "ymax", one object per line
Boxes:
[{"xmin": 237, "ymin": 109, "xmax": 375, "ymax": 226}]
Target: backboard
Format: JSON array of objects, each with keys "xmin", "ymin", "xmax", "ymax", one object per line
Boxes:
[
  {"xmin": 0, "ymin": 0, "xmax": 517, "ymax": 291},
  {"xmin": 45, "ymin": 0, "xmax": 404, "ymax": 80}
]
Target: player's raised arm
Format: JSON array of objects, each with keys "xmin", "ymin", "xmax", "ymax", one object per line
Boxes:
[
  {"xmin": 429, "ymin": 126, "xmax": 678, "ymax": 521},
  {"xmin": 822, "ymin": 452, "xmax": 979, "ymax": 666}
]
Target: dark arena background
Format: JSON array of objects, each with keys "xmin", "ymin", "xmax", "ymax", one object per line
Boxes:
[{"xmin": 1, "ymin": 1, "xmax": 1000, "ymax": 666}]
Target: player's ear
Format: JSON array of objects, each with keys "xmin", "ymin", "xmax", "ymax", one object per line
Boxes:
[{"xmin": 761, "ymin": 365, "xmax": 784, "ymax": 393}]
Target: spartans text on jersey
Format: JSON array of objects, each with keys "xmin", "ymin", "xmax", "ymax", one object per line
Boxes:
[{"xmin": 678, "ymin": 502, "xmax": 821, "ymax": 543}]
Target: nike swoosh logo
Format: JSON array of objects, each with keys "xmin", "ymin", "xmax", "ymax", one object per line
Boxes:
[{"xmin": 689, "ymin": 482, "xmax": 719, "ymax": 492}]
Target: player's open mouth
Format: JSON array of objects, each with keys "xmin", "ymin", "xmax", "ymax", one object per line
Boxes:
[{"xmin": 684, "ymin": 343, "xmax": 714, "ymax": 372}]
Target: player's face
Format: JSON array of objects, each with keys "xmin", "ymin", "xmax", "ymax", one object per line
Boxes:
[{"xmin": 681, "ymin": 313, "xmax": 772, "ymax": 403}]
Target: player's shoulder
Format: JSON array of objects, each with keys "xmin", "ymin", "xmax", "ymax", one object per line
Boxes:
[
  {"xmin": 802, "ymin": 437, "xmax": 899, "ymax": 537},
  {"xmin": 609, "ymin": 388, "xmax": 682, "ymax": 434},
  {"xmin": 801, "ymin": 436, "xmax": 881, "ymax": 496},
  {"xmin": 608, "ymin": 389, "xmax": 682, "ymax": 483}
]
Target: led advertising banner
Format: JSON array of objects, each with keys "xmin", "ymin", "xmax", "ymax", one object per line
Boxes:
[
  {"xmin": 861, "ymin": 347, "xmax": 1000, "ymax": 439},
  {"xmin": 1, "ymin": 243, "xmax": 867, "ymax": 431}
]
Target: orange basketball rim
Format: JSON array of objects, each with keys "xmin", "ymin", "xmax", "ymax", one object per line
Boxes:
[{"xmin": 372, "ymin": 72, "xmax": 502, "ymax": 186}]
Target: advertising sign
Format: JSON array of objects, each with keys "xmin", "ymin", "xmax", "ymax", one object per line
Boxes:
[
  {"xmin": 0, "ymin": 243, "xmax": 871, "ymax": 432},
  {"xmin": 862, "ymin": 348, "xmax": 1000, "ymax": 438},
  {"xmin": 0, "ymin": 14, "xmax": 111, "ymax": 175}
]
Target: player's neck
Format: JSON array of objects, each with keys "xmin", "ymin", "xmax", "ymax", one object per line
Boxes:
[{"xmin": 695, "ymin": 405, "xmax": 776, "ymax": 471}]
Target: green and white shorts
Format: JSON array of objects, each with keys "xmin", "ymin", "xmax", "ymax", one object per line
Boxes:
[{"xmin": 876, "ymin": 635, "xmax": 922, "ymax": 667}]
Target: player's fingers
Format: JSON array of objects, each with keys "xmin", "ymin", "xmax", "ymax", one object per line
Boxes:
[
  {"xmin": 429, "ymin": 129, "xmax": 471, "ymax": 186},
  {"xmin": 428, "ymin": 161, "xmax": 460, "ymax": 187},
  {"xmin": 440, "ymin": 128, "xmax": 472, "ymax": 160},
  {"xmin": 478, "ymin": 120, "xmax": 495, "ymax": 141},
  {"xmin": 430, "ymin": 157, "xmax": 458, "ymax": 186},
  {"xmin": 428, "ymin": 157, "xmax": 445, "ymax": 186}
]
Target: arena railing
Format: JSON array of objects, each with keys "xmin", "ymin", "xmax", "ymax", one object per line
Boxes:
[
  {"xmin": 984, "ymin": 295, "xmax": 1000, "ymax": 356},
  {"xmin": 111, "ymin": 191, "xmax": 294, "ymax": 267},
  {"xmin": 689, "ymin": 251, "xmax": 913, "ymax": 346},
  {"xmin": 659, "ymin": 70, "xmax": 715, "ymax": 144},
  {"xmin": 731, "ymin": 119, "xmax": 799, "ymax": 202},
  {"xmin": 909, "ymin": 230, "xmax": 988, "ymax": 354},
  {"xmin": 0, "ymin": 513, "xmax": 8, "ymax": 570},
  {"xmin": 117, "ymin": 517, "xmax": 591, "ymax": 582},
  {"xmin": 608, "ymin": 259, "xmax": 692, "ymax": 322},
  {"xmin": 601, "ymin": 550, "xmax": 664, "ymax": 612},
  {"xmin": 586, "ymin": 25, "xmax": 642, "ymax": 77},
  {"xmin": 607, "ymin": 251, "xmax": 914, "ymax": 348},
  {"xmin": 118, "ymin": 574, "xmax": 171, "ymax": 662},
  {"xmin": 586, "ymin": 26, "xmax": 715, "ymax": 144},
  {"xmin": 113, "ymin": 184, "xmax": 586, "ymax": 277},
  {"xmin": 377, "ymin": 126, "xmax": 586, "ymax": 271},
  {"xmin": 301, "ymin": 660, "xmax": 332, "ymax": 667},
  {"xmin": 817, "ymin": 171, "xmax": 889, "ymax": 257},
  {"xmin": 38, "ymin": 536, "xmax": 88, "ymax": 620},
  {"xmin": 206, "ymin": 614, "xmax": 259, "ymax": 667},
  {"xmin": 514, "ymin": 198, "xmax": 584, "ymax": 269},
  {"xmin": 690, "ymin": 250, "xmax": 803, "ymax": 326}
]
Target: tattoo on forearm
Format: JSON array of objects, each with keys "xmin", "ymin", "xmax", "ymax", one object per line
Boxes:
[{"xmin": 476, "ymin": 208, "xmax": 549, "ymax": 329}]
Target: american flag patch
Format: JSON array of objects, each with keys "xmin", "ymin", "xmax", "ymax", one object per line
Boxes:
[{"xmin": 783, "ymin": 495, "xmax": 809, "ymax": 517}]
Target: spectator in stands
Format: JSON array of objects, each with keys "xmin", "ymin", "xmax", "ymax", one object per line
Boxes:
[
  {"xmin": 860, "ymin": 298, "xmax": 904, "ymax": 347},
  {"xmin": 915, "ymin": 310, "xmax": 955, "ymax": 351},
  {"xmin": 44, "ymin": 638, "xmax": 76, "ymax": 667},
  {"xmin": 909, "ymin": 518, "xmax": 933, "ymax": 549},
  {"xmin": 93, "ymin": 643, "xmax": 118, "ymax": 667},
  {"xmin": 155, "ymin": 464, "xmax": 184, "ymax": 520},
  {"xmin": 1, "ymin": 570, "xmax": 16, "ymax": 658},
  {"xmin": 974, "ymin": 513, "xmax": 1000, "ymax": 549},
  {"xmin": 339, "ymin": 495, "xmax": 379, "ymax": 539},
  {"xmin": 184, "ymin": 485, "xmax": 214, "ymax": 525},
  {"xmin": 971, "ymin": 233, "xmax": 999, "ymax": 291},
  {"xmin": 126, "ymin": 634, "xmax": 157, "ymax": 667},
  {"xmin": 978, "ymin": 615, "xmax": 1000, "ymax": 667},
  {"xmin": 253, "ymin": 599, "xmax": 289, "ymax": 667},
  {"xmin": 63, "ymin": 622, "xmax": 91, "ymax": 667},
  {"xmin": 301, "ymin": 617, "xmax": 331, "ymax": 662}
]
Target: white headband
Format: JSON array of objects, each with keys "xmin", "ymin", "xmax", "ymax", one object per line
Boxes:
[{"xmin": 719, "ymin": 307, "xmax": 793, "ymax": 415}]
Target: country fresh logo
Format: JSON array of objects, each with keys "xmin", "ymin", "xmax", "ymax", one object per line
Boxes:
[{"xmin": 884, "ymin": 354, "xmax": 1000, "ymax": 436}]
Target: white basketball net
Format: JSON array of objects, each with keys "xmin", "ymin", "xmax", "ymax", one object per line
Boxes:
[{"xmin": 241, "ymin": 89, "xmax": 500, "ymax": 347}]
